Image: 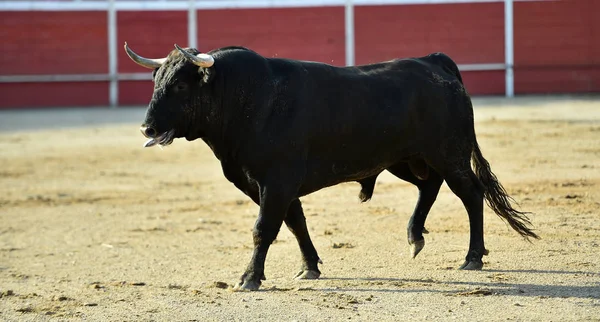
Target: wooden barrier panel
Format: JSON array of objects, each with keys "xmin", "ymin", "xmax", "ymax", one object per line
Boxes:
[
  {"xmin": 0, "ymin": 11, "xmax": 108, "ymax": 75},
  {"xmin": 354, "ymin": 2, "xmax": 505, "ymax": 95},
  {"xmin": 0, "ymin": 11, "xmax": 108, "ymax": 108},
  {"xmin": 196, "ymin": 7, "xmax": 346, "ymax": 65},
  {"xmin": 354, "ymin": 3, "xmax": 504, "ymax": 65},
  {"xmin": 0, "ymin": 82, "xmax": 109, "ymax": 109},
  {"xmin": 461, "ymin": 70, "xmax": 505, "ymax": 96},
  {"xmin": 514, "ymin": 0, "xmax": 600, "ymax": 93}
]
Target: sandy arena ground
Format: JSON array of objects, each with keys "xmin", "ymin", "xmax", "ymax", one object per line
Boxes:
[{"xmin": 1, "ymin": 96, "xmax": 599, "ymax": 321}]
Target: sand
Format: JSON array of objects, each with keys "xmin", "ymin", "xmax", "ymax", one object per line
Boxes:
[{"xmin": 1, "ymin": 96, "xmax": 599, "ymax": 321}]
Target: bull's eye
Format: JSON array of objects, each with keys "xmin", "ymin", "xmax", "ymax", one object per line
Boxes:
[{"xmin": 173, "ymin": 82, "xmax": 189, "ymax": 93}]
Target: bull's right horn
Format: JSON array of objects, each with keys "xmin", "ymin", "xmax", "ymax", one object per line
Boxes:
[
  {"xmin": 124, "ymin": 42, "xmax": 167, "ymax": 69},
  {"xmin": 174, "ymin": 44, "xmax": 215, "ymax": 68}
]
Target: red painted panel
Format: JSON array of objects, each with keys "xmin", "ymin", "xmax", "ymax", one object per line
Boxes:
[
  {"xmin": 515, "ymin": 67, "xmax": 600, "ymax": 94},
  {"xmin": 118, "ymin": 11, "xmax": 188, "ymax": 73},
  {"xmin": 594, "ymin": 1, "xmax": 600, "ymax": 61},
  {"xmin": 514, "ymin": 0, "xmax": 599, "ymax": 67},
  {"xmin": 119, "ymin": 80, "xmax": 154, "ymax": 106},
  {"xmin": 197, "ymin": 7, "xmax": 345, "ymax": 65},
  {"xmin": 355, "ymin": 3, "xmax": 504, "ymax": 66},
  {"xmin": 0, "ymin": 11, "xmax": 108, "ymax": 75},
  {"xmin": 461, "ymin": 70, "xmax": 505, "ymax": 96},
  {"xmin": 0, "ymin": 82, "xmax": 109, "ymax": 109},
  {"xmin": 514, "ymin": 0, "xmax": 600, "ymax": 93}
]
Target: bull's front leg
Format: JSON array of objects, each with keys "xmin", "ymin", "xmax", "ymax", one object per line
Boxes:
[{"xmin": 234, "ymin": 178, "xmax": 298, "ymax": 291}]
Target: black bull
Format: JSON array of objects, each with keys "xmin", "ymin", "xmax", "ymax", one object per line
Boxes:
[{"xmin": 124, "ymin": 43, "xmax": 539, "ymax": 291}]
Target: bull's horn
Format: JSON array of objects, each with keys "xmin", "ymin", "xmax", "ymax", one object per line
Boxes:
[
  {"xmin": 124, "ymin": 42, "xmax": 167, "ymax": 69},
  {"xmin": 174, "ymin": 44, "xmax": 215, "ymax": 67}
]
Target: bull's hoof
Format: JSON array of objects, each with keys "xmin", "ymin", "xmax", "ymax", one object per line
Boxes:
[
  {"xmin": 294, "ymin": 269, "xmax": 321, "ymax": 280},
  {"xmin": 233, "ymin": 280, "xmax": 261, "ymax": 292},
  {"xmin": 409, "ymin": 238, "xmax": 425, "ymax": 259},
  {"xmin": 458, "ymin": 260, "xmax": 484, "ymax": 270}
]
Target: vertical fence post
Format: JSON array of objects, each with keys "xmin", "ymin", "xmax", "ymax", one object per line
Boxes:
[
  {"xmin": 188, "ymin": 0, "xmax": 197, "ymax": 49},
  {"xmin": 504, "ymin": 0, "xmax": 514, "ymax": 98},
  {"xmin": 345, "ymin": 0, "xmax": 355, "ymax": 67},
  {"xmin": 108, "ymin": 0, "xmax": 118, "ymax": 108}
]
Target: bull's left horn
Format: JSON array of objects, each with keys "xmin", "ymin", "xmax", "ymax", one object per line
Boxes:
[
  {"xmin": 124, "ymin": 42, "xmax": 167, "ymax": 69},
  {"xmin": 174, "ymin": 44, "xmax": 214, "ymax": 67}
]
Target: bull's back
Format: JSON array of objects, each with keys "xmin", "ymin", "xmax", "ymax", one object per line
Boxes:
[{"xmin": 298, "ymin": 54, "xmax": 467, "ymax": 144}]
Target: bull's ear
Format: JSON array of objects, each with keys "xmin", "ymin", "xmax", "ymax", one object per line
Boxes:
[{"xmin": 198, "ymin": 67, "xmax": 214, "ymax": 84}]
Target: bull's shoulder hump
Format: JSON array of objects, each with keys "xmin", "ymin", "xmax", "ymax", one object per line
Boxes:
[{"xmin": 208, "ymin": 46, "xmax": 253, "ymax": 55}]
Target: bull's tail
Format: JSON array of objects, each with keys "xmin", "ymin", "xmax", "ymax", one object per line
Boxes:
[{"xmin": 472, "ymin": 141, "xmax": 540, "ymax": 241}]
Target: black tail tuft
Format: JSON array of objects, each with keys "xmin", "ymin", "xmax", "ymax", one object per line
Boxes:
[{"xmin": 472, "ymin": 141, "xmax": 540, "ymax": 241}]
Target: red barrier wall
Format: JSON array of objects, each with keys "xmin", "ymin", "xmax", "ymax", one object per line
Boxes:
[
  {"xmin": 0, "ymin": 1, "xmax": 598, "ymax": 109},
  {"xmin": 197, "ymin": 7, "xmax": 345, "ymax": 65},
  {"xmin": 0, "ymin": 82, "xmax": 109, "ymax": 108},
  {"xmin": 461, "ymin": 71, "xmax": 506, "ymax": 96},
  {"xmin": 355, "ymin": 3, "xmax": 504, "ymax": 65},
  {"xmin": 514, "ymin": 0, "xmax": 600, "ymax": 93},
  {"xmin": 355, "ymin": 2, "xmax": 505, "ymax": 95},
  {"xmin": 0, "ymin": 11, "xmax": 108, "ymax": 108},
  {"xmin": 0, "ymin": 11, "xmax": 108, "ymax": 75}
]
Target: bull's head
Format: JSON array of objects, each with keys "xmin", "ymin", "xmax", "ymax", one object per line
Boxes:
[{"xmin": 124, "ymin": 42, "xmax": 215, "ymax": 147}]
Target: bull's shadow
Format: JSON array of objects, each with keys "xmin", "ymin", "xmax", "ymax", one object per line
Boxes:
[{"xmin": 313, "ymin": 270, "xmax": 600, "ymax": 299}]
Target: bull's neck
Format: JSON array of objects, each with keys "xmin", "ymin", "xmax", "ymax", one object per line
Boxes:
[
  {"xmin": 196, "ymin": 65, "xmax": 270, "ymax": 162},
  {"xmin": 197, "ymin": 96, "xmax": 251, "ymax": 162}
]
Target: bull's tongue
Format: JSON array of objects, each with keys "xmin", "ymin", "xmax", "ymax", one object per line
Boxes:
[{"xmin": 144, "ymin": 138, "xmax": 158, "ymax": 148}]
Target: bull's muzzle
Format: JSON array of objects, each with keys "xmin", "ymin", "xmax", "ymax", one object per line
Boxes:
[{"xmin": 140, "ymin": 126, "xmax": 157, "ymax": 138}]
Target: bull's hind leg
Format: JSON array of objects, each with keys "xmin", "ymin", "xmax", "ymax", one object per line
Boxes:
[
  {"xmin": 387, "ymin": 162, "xmax": 443, "ymax": 258},
  {"xmin": 444, "ymin": 166, "xmax": 487, "ymax": 270},
  {"xmin": 285, "ymin": 199, "xmax": 322, "ymax": 280}
]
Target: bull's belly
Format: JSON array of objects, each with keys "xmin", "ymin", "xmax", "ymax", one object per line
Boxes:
[{"xmin": 297, "ymin": 157, "xmax": 400, "ymax": 197}]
